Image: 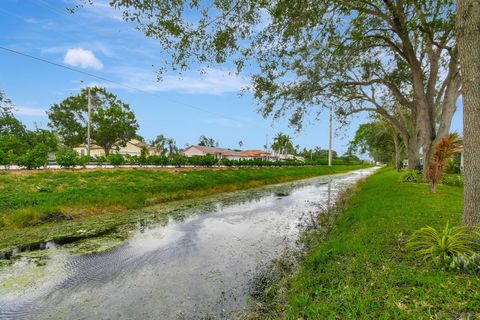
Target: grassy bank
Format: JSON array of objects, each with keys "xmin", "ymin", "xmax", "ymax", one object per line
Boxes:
[
  {"xmin": 252, "ymin": 169, "xmax": 479, "ymax": 319},
  {"xmin": 0, "ymin": 165, "xmax": 366, "ymax": 254}
]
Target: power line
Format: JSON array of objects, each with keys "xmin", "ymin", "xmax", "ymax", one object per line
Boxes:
[{"xmin": 0, "ymin": 45, "xmax": 255, "ymax": 127}]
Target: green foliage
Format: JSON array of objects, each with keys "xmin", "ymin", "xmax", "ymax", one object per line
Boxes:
[
  {"xmin": 0, "ymin": 149, "xmax": 17, "ymax": 167},
  {"xmin": 348, "ymin": 121, "xmax": 402, "ymax": 164},
  {"xmin": 148, "ymin": 155, "xmax": 169, "ymax": 166},
  {"xmin": 102, "ymin": 0, "xmax": 456, "ymax": 136},
  {"xmin": 170, "ymin": 154, "xmax": 188, "ymax": 167},
  {"xmin": 188, "ymin": 155, "xmax": 218, "ymax": 167},
  {"xmin": 442, "ymin": 174, "xmax": 464, "ymax": 187},
  {"xmin": 139, "ymin": 146, "xmax": 149, "ymax": 165},
  {"xmin": 0, "ymin": 165, "xmax": 367, "ymax": 234},
  {"xmin": 252, "ymin": 169, "xmax": 478, "ymax": 319},
  {"xmin": 298, "ymin": 147, "xmax": 338, "ymax": 161},
  {"xmin": 108, "ymin": 153, "xmax": 125, "ymax": 166},
  {"xmin": 271, "ymin": 133, "xmax": 294, "ymax": 155},
  {"xmin": 198, "ymin": 135, "xmax": 218, "ymax": 147},
  {"xmin": 125, "ymin": 154, "xmax": 139, "ymax": 165},
  {"xmin": 95, "ymin": 155, "xmax": 107, "ymax": 165},
  {"xmin": 27, "ymin": 128, "xmax": 59, "ymax": 153},
  {"xmin": 48, "ymin": 87, "xmax": 138, "ymax": 154},
  {"xmin": 56, "ymin": 149, "xmax": 80, "ymax": 168},
  {"xmin": 401, "ymin": 170, "xmax": 423, "ymax": 183},
  {"xmin": 18, "ymin": 143, "xmax": 48, "ymax": 169},
  {"xmin": 407, "ymin": 223, "xmax": 480, "ymax": 270},
  {"xmin": 151, "ymin": 134, "xmax": 178, "ymax": 155},
  {"xmin": 78, "ymin": 155, "xmax": 91, "ymax": 168}
]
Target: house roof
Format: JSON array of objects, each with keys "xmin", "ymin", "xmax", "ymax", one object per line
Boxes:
[
  {"xmin": 241, "ymin": 150, "xmax": 269, "ymax": 157},
  {"xmin": 75, "ymin": 139, "xmax": 157, "ymax": 151},
  {"xmin": 186, "ymin": 145, "xmax": 248, "ymax": 157}
]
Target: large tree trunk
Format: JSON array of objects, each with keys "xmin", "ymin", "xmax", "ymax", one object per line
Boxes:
[
  {"xmin": 457, "ymin": 0, "xmax": 480, "ymax": 226},
  {"xmin": 405, "ymin": 137, "xmax": 420, "ymax": 170}
]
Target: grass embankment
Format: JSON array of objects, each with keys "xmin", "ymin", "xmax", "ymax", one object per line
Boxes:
[
  {"xmin": 0, "ymin": 165, "xmax": 366, "ymax": 254},
  {"xmin": 256, "ymin": 169, "xmax": 479, "ymax": 319}
]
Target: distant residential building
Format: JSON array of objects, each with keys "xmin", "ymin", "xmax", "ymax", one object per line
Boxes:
[
  {"xmin": 182, "ymin": 145, "xmax": 305, "ymax": 162},
  {"xmin": 74, "ymin": 139, "xmax": 160, "ymax": 157},
  {"xmin": 240, "ymin": 149, "xmax": 272, "ymax": 160},
  {"xmin": 182, "ymin": 145, "xmax": 249, "ymax": 160}
]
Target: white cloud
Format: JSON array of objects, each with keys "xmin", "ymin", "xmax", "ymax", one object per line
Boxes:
[
  {"xmin": 63, "ymin": 48, "xmax": 104, "ymax": 70},
  {"xmin": 106, "ymin": 67, "xmax": 250, "ymax": 95},
  {"xmin": 12, "ymin": 107, "xmax": 47, "ymax": 117}
]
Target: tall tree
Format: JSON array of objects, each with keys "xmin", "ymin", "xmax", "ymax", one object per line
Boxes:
[
  {"xmin": 198, "ymin": 135, "xmax": 218, "ymax": 147},
  {"xmin": 152, "ymin": 134, "xmax": 178, "ymax": 156},
  {"xmin": 457, "ymin": 0, "xmax": 480, "ymax": 226},
  {"xmin": 271, "ymin": 133, "xmax": 294, "ymax": 155},
  {"xmin": 349, "ymin": 120, "xmax": 404, "ymax": 169},
  {"xmin": 48, "ymin": 87, "xmax": 138, "ymax": 155},
  {"xmin": 96, "ymin": 0, "xmax": 459, "ymax": 170}
]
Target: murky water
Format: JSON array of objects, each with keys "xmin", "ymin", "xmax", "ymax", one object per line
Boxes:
[{"xmin": 0, "ymin": 168, "xmax": 377, "ymax": 319}]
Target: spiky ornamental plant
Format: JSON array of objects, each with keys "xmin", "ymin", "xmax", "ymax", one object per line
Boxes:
[
  {"xmin": 408, "ymin": 222, "xmax": 480, "ymax": 270},
  {"xmin": 427, "ymin": 133, "xmax": 462, "ymax": 193}
]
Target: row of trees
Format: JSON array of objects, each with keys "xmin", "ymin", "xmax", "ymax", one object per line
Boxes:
[
  {"xmin": 2, "ymin": 90, "xmax": 351, "ymax": 169},
  {"xmin": 97, "ymin": 0, "xmax": 478, "ymax": 225}
]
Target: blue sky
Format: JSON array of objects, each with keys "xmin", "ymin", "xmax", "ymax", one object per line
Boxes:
[{"xmin": 0, "ymin": 0, "xmax": 463, "ymax": 155}]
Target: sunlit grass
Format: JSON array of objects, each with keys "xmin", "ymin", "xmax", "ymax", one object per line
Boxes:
[
  {"xmin": 264, "ymin": 169, "xmax": 479, "ymax": 319},
  {"xmin": 0, "ymin": 165, "xmax": 367, "ymax": 229}
]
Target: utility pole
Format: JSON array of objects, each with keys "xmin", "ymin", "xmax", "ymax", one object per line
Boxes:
[
  {"xmin": 87, "ymin": 87, "xmax": 92, "ymax": 157},
  {"xmin": 328, "ymin": 105, "xmax": 333, "ymax": 167}
]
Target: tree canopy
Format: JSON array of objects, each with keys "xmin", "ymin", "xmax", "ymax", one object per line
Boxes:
[
  {"xmin": 198, "ymin": 135, "xmax": 219, "ymax": 147},
  {"xmin": 271, "ymin": 133, "xmax": 294, "ymax": 155},
  {"xmin": 348, "ymin": 121, "xmax": 402, "ymax": 164},
  {"xmin": 48, "ymin": 87, "xmax": 138, "ymax": 155},
  {"xmin": 96, "ymin": 0, "xmax": 459, "ymax": 171}
]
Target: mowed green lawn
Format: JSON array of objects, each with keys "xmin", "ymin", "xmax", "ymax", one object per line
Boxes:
[
  {"xmin": 0, "ymin": 165, "xmax": 367, "ymax": 230},
  {"xmin": 273, "ymin": 169, "xmax": 479, "ymax": 319}
]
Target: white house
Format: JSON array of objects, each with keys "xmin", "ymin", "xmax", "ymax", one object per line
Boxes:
[{"xmin": 74, "ymin": 139, "xmax": 160, "ymax": 157}]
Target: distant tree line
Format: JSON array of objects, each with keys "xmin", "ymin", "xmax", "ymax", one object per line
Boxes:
[{"xmin": 1, "ymin": 88, "xmax": 360, "ymax": 170}]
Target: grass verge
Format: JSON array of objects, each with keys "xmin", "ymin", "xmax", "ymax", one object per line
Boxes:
[
  {"xmin": 0, "ymin": 165, "xmax": 367, "ymax": 255},
  {"xmin": 247, "ymin": 168, "xmax": 479, "ymax": 319}
]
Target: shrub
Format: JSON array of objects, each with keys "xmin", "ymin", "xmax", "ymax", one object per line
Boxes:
[
  {"xmin": 148, "ymin": 155, "xmax": 168, "ymax": 166},
  {"xmin": 188, "ymin": 155, "xmax": 218, "ymax": 167},
  {"xmin": 170, "ymin": 154, "xmax": 187, "ymax": 167},
  {"xmin": 95, "ymin": 155, "xmax": 107, "ymax": 166},
  {"xmin": 56, "ymin": 149, "xmax": 79, "ymax": 168},
  {"xmin": 0, "ymin": 149, "xmax": 16, "ymax": 168},
  {"xmin": 401, "ymin": 169, "xmax": 422, "ymax": 183},
  {"xmin": 426, "ymin": 133, "xmax": 462, "ymax": 192},
  {"xmin": 125, "ymin": 154, "xmax": 139, "ymax": 165},
  {"xmin": 78, "ymin": 155, "xmax": 91, "ymax": 168},
  {"xmin": 442, "ymin": 174, "xmax": 464, "ymax": 187},
  {"xmin": 139, "ymin": 146, "xmax": 149, "ymax": 165},
  {"xmin": 18, "ymin": 143, "xmax": 48, "ymax": 169},
  {"xmin": 108, "ymin": 153, "xmax": 125, "ymax": 166},
  {"xmin": 407, "ymin": 222, "xmax": 480, "ymax": 270}
]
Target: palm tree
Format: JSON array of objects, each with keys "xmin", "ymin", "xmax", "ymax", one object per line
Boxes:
[
  {"xmin": 166, "ymin": 138, "xmax": 178, "ymax": 156},
  {"xmin": 238, "ymin": 140, "xmax": 243, "ymax": 149},
  {"xmin": 152, "ymin": 134, "xmax": 167, "ymax": 154},
  {"xmin": 271, "ymin": 133, "xmax": 294, "ymax": 157}
]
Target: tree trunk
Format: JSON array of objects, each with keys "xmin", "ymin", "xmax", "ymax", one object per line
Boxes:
[
  {"xmin": 393, "ymin": 134, "xmax": 401, "ymax": 171},
  {"xmin": 457, "ymin": 0, "xmax": 480, "ymax": 226}
]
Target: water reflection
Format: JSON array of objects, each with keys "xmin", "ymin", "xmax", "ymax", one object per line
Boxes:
[{"xmin": 0, "ymin": 168, "xmax": 378, "ymax": 319}]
